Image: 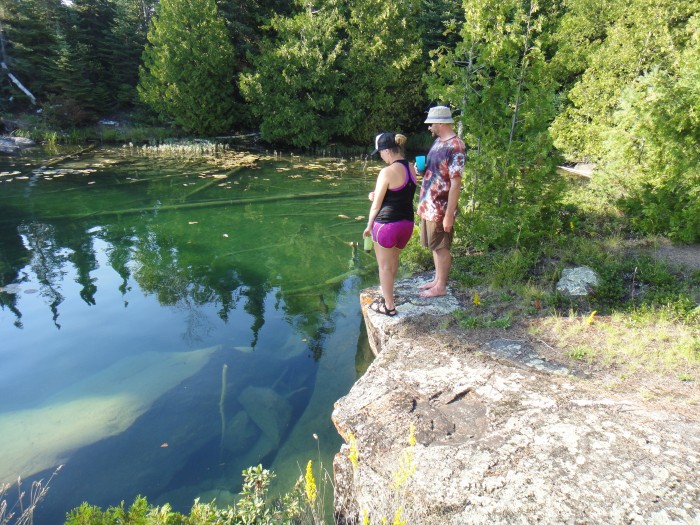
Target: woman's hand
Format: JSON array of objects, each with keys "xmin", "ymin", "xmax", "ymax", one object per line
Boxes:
[{"xmin": 363, "ymin": 226, "xmax": 372, "ymax": 238}]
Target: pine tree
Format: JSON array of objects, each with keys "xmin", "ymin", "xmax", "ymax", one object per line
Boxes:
[
  {"xmin": 138, "ymin": 0, "xmax": 237, "ymax": 135},
  {"xmin": 110, "ymin": 0, "xmax": 157, "ymax": 109}
]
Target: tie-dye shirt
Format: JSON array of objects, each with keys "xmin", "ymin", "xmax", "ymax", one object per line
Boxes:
[{"xmin": 417, "ymin": 135, "xmax": 466, "ymax": 222}]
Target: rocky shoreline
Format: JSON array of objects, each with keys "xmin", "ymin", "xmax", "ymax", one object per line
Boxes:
[
  {"xmin": 331, "ymin": 276, "xmax": 700, "ymax": 524},
  {"xmin": 0, "ymin": 136, "xmax": 36, "ymax": 155}
]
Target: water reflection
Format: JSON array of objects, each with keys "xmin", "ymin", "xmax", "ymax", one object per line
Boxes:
[{"xmin": 0, "ymin": 147, "xmax": 376, "ymax": 519}]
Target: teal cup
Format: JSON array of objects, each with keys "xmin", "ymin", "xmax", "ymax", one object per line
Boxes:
[
  {"xmin": 363, "ymin": 235, "xmax": 373, "ymax": 252},
  {"xmin": 415, "ymin": 155, "xmax": 426, "ymax": 172}
]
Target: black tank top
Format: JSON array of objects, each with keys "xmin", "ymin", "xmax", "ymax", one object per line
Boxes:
[{"xmin": 376, "ymin": 160, "xmax": 417, "ymax": 223}]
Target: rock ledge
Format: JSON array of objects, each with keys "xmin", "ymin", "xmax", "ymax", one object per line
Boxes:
[{"xmin": 332, "ymin": 277, "xmax": 700, "ymax": 524}]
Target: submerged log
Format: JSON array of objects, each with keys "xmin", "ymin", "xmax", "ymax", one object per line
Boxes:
[
  {"xmin": 43, "ymin": 144, "xmax": 97, "ymax": 167},
  {"xmin": 43, "ymin": 190, "xmax": 360, "ymax": 220},
  {"xmin": 285, "ymin": 266, "xmax": 375, "ymax": 296}
]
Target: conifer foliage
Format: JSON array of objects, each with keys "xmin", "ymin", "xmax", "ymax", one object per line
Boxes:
[
  {"xmin": 239, "ymin": 0, "xmax": 346, "ymax": 147},
  {"xmin": 0, "ymin": 0, "xmax": 63, "ymax": 109},
  {"xmin": 240, "ymin": 0, "xmax": 425, "ymax": 147},
  {"xmin": 138, "ymin": 0, "xmax": 237, "ymax": 135}
]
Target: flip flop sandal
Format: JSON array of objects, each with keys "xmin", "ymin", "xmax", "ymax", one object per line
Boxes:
[{"xmin": 369, "ymin": 299, "xmax": 397, "ymax": 317}]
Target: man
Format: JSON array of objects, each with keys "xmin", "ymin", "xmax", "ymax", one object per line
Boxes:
[{"xmin": 416, "ymin": 105, "xmax": 465, "ymax": 298}]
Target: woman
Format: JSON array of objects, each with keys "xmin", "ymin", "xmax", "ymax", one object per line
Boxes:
[{"xmin": 363, "ymin": 132, "xmax": 417, "ymax": 316}]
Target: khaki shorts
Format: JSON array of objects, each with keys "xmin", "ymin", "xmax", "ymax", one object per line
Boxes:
[{"xmin": 420, "ymin": 218, "xmax": 453, "ymax": 251}]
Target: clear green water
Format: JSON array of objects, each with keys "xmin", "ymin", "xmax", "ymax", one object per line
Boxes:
[{"xmin": 0, "ymin": 144, "xmax": 377, "ymax": 519}]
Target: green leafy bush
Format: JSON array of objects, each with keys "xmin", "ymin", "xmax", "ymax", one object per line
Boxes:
[{"xmin": 64, "ymin": 466, "xmax": 305, "ymax": 525}]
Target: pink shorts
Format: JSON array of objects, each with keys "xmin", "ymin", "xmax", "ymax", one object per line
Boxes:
[{"xmin": 372, "ymin": 220, "xmax": 415, "ymax": 249}]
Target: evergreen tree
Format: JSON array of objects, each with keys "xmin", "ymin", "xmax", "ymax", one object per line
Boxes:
[
  {"xmin": 110, "ymin": 0, "xmax": 157, "ymax": 109},
  {"xmin": 417, "ymin": 0, "xmax": 464, "ymax": 63},
  {"xmin": 239, "ymin": 0, "xmax": 346, "ymax": 147},
  {"xmin": 217, "ymin": 0, "xmax": 293, "ymax": 128},
  {"xmin": 549, "ymin": 0, "xmax": 697, "ymax": 162},
  {"xmin": 337, "ymin": 0, "xmax": 425, "ymax": 142},
  {"xmin": 138, "ymin": 0, "xmax": 237, "ymax": 135},
  {"xmin": 0, "ymin": 0, "xmax": 64, "ymax": 109},
  {"xmin": 241, "ymin": 0, "xmax": 425, "ymax": 147},
  {"xmin": 547, "ymin": 0, "xmax": 700, "ymax": 241},
  {"xmin": 427, "ymin": 0, "xmax": 565, "ymax": 249},
  {"xmin": 217, "ymin": 0, "xmax": 292, "ymax": 68},
  {"xmin": 594, "ymin": 11, "xmax": 700, "ymax": 242},
  {"xmin": 62, "ymin": 0, "xmax": 121, "ymax": 117}
]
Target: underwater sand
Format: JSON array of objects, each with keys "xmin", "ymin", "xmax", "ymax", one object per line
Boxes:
[{"xmin": 0, "ymin": 346, "xmax": 219, "ymax": 484}]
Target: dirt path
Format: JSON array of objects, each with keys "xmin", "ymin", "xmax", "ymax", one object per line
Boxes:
[{"xmin": 642, "ymin": 240, "xmax": 700, "ymax": 271}]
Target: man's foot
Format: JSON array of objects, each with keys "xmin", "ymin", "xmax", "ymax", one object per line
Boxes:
[
  {"xmin": 419, "ymin": 287, "xmax": 447, "ymax": 298},
  {"xmin": 369, "ymin": 299, "xmax": 397, "ymax": 316},
  {"xmin": 418, "ymin": 281, "xmax": 436, "ymax": 290}
]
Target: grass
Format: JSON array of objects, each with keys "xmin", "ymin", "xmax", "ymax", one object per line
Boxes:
[
  {"xmin": 406, "ymin": 230, "xmax": 700, "ymax": 381},
  {"xmin": 455, "ymin": 311, "xmax": 513, "ymax": 330},
  {"xmin": 534, "ymin": 308, "xmax": 699, "ymax": 374}
]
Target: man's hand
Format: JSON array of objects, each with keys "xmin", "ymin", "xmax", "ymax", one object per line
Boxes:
[{"xmin": 443, "ymin": 214, "xmax": 455, "ymax": 233}]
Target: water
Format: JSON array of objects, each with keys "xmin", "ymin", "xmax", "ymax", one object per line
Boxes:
[{"xmin": 0, "ymin": 144, "xmax": 378, "ymax": 520}]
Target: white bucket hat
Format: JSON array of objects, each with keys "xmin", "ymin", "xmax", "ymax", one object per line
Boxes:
[{"xmin": 424, "ymin": 106, "xmax": 454, "ymax": 124}]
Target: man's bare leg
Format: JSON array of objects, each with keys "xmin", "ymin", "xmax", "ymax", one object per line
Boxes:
[
  {"xmin": 419, "ymin": 247, "xmax": 451, "ymax": 297},
  {"xmin": 418, "ymin": 250, "xmax": 440, "ymax": 289}
]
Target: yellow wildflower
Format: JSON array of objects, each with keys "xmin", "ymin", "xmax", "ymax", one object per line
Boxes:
[
  {"xmin": 304, "ymin": 460, "xmax": 317, "ymax": 504},
  {"xmin": 393, "ymin": 507, "xmax": 407, "ymax": 525},
  {"xmin": 586, "ymin": 310, "xmax": 597, "ymax": 325},
  {"xmin": 407, "ymin": 423, "xmax": 416, "ymax": 447},
  {"xmin": 473, "ymin": 291, "xmax": 481, "ymax": 306}
]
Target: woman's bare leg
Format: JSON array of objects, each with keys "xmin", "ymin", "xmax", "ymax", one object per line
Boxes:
[{"xmin": 374, "ymin": 243, "xmax": 400, "ymax": 310}]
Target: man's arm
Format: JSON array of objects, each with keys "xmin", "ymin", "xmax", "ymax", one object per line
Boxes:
[{"xmin": 442, "ymin": 176, "xmax": 462, "ymax": 232}]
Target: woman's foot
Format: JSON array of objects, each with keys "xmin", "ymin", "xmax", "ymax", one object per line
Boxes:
[
  {"xmin": 369, "ymin": 299, "xmax": 397, "ymax": 316},
  {"xmin": 418, "ymin": 280, "xmax": 436, "ymax": 290}
]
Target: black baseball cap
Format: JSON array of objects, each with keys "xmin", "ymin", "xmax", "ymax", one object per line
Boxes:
[{"xmin": 370, "ymin": 132, "xmax": 397, "ymax": 155}]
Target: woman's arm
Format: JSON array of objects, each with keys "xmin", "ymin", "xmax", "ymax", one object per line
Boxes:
[{"xmin": 363, "ymin": 168, "xmax": 390, "ymax": 237}]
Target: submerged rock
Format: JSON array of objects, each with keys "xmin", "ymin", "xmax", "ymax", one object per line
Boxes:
[
  {"xmin": 223, "ymin": 410, "xmax": 260, "ymax": 454},
  {"xmin": 238, "ymin": 386, "xmax": 292, "ymax": 448},
  {"xmin": 0, "ymin": 345, "xmax": 220, "ymax": 485}
]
